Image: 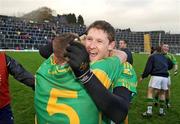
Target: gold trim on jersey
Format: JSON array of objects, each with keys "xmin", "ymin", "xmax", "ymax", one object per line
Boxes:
[
  {"xmin": 99, "ymin": 112, "xmax": 102, "ymax": 124},
  {"xmin": 123, "ymin": 62, "xmax": 133, "ymax": 69},
  {"xmin": 50, "ymin": 55, "xmax": 56, "ymax": 65},
  {"xmin": 35, "ymin": 114, "xmax": 37, "ymax": 124},
  {"xmin": 48, "ymin": 56, "xmax": 71, "ymax": 75},
  {"xmin": 118, "ymin": 79, "xmax": 137, "ymax": 88},
  {"xmin": 92, "ymin": 69, "xmax": 112, "ymax": 89}
]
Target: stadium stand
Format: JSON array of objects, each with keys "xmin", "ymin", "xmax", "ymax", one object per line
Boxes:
[
  {"xmin": 0, "ymin": 15, "xmax": 180, "ymax": 54},
  {"xmin": 115, "ymin": 29, "xmax": 180, "ymax": 54},
  {"xmin": 0, "ymin": 15, "xmax": 86, "ymax": 50},
  {"xmin": 115, "ymin": 29, "xmax": 144, "ymax": 52}
]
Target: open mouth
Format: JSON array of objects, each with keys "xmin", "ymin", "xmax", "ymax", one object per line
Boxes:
[{"xmin": 89, "ymin": 52, "xmax": 98, "ymax": 58}]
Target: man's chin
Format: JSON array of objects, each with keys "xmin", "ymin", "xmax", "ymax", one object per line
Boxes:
[{"xmin": 90, "ymin": 56, "xmax": 99, "ymax": 62}]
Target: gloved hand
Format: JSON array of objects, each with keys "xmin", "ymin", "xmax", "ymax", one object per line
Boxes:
[{"xmin": 65, "ymin": 41, "xmax": 93, "ymax": 84}]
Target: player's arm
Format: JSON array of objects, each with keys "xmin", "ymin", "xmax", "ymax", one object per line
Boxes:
[
  {"xmin": 38, "ymin": 35, "xmax": 86, "ymax": 59},
  {"xmin": 66, "ymin": 42, "xmax": 130, "ymax": 123},
  {"xmin": 167, "ymin": 58, "xmax": 174, "ymax": 70},
  {"xmin": 84, "ymin": 77, "xmax": 131, "ymax": 123},
  {"xmin": 39, "ymin": 42, "xmax": 53, "ymax": 59},
  {"xmin": 174, "ymin": 64, "xmax": 178, "ymax": 75},
  {"xmin": 170, "ymin": 54, "xmax": 178, "ymax": 75},
  {"xmin": 173, "ymin": 57, "xmax": 178, "ymax": 75},
  {"xmin": 141, "ymin": 56, "xmax": 153, "ymax": 79},
  {"xmin": 6, "ymin": 55, "xmax": 35, "ymax": 90},
  {"xmin": 110, "ymin": 49, "xmax": 127, "ymax": 63},
  {"xmin": 121, "ymin": 49, "xmax": 133, "ymax": 65}
]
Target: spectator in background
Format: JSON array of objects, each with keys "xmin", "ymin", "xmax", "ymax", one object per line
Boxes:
[
  {"xmin": 119, "ymin": 39, "xmax": 133, "ymax": 65},
  {"xmin": 0, "ymin": 52, "xmax": 34, "ymax": 124},
  {"xmin": 161, "ymin": 42, "xmax": 178, "ymax": 108}
]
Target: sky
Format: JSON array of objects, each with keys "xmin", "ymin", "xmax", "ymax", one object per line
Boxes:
[{"xmin": 0, "ymin": 0, "xmax": 180, "ymax": 33}]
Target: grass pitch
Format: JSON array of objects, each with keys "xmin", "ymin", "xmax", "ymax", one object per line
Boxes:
[{"xmin": 6, "ymin": 52, "xmax": 180, "ymax": 124}]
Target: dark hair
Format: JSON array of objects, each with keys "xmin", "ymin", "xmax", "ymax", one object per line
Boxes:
[
  {"xmin": 150, "ymin": 46, "xmax": 155, "ymax": 54},
  {"xmin": 155, "ymin": 46, "xmax": 162, "ymax": 53},
  {"xmin": 86, "ymin": 20, "xmax": 115, "ymax": 42},
  {"xmin": 119, "ymin": 39, "xmax": 128, "ymax": 44},
  {"xmin": 161, "ymin": 42, "xmax": 168, "ymax": 46}
]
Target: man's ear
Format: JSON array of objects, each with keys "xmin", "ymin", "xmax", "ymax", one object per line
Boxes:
[{"xmin": 108, "ymin": 41, "xmax": 115, "ymax": 51}]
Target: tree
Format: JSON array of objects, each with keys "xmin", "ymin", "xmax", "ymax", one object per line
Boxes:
[
  {"xmin": 22, "ymin": 7, "xmax": 54, "ymax": 22},
  {"xmin": 77, "ymin": 15, "xmax": 84, "ymax": 25},
  {"xmin": 66, "ymin": 13, "xmax": 76, "ymax": 24},
  {"xmin": 71, "ymin": 14, "xmax": 76, "ymax": 24}
]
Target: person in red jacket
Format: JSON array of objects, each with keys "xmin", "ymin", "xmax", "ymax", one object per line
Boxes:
[{"xmin": 0, "ymin": 52, "xmax": 34, "ymax": 124}]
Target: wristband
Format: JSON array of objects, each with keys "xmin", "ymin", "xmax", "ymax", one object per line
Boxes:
[{"xmin": 78, "ymin": 69, "xmax": 94, "ymax": 84}]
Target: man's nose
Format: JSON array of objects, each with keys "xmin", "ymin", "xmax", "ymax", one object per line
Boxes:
[{"xmin": 89, "ymin": 40, "xmax": 97, "ymax": 48}]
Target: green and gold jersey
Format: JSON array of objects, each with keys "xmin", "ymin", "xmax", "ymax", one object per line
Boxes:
[
  {"xmin": 115, "ymin": 62, "xmax": 137, "ymax": 94},
  {"xmin": 92, "ymin": 60, "xmax": 137, "ymax": 94},
  {"xmin": 35, "ymin": 55, "xmax": 123, "ymax": 124},
  {"xmin": 101, "ymin": 62, "xmax": 137, "ymax": 124}
]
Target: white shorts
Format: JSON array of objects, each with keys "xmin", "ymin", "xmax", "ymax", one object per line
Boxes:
[{"xmin": 148, "ymin": 76, "xmax": 169, "ymax": 90}]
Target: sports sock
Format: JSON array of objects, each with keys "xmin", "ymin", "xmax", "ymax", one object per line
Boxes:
[
  {"xmin": 159, "ymin": 100, "xmax": 165, "ymax": 113},
  {"xmin": 166, "ymin": 98, "xmax": 169, "ymax": 104},
  {"xmin": 146, "ymin": 98, "xmax": 154, "ymax": 114},
  {"xmin": 147, "ymin": 106, "xmax": 152, "ymax": 114},
  {"xmin": 159, "ymin": 108, "xmax": 164, "ymax": 114}
]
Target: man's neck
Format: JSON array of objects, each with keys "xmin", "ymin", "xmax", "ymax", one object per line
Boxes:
[{"xmin": 54, "ymin": 55, "xmax": 67, "ymax": 65}]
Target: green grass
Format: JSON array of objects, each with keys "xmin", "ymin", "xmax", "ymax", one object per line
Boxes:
[
  {"xmin": 6, "ymin": 52, "xmax": 180, "ymax": 124},
  {"xmin": 129, "ymin": 54, "xmax": 180, "ymax": 124}
]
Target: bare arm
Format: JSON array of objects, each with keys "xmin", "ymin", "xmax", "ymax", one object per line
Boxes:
[{"xmin": 110, "ymin": 49, "xmax": 127, "ymax": 63}]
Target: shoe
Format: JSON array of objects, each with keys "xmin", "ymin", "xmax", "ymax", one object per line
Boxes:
[
  {"xmin": 142, "ymin": 112, "xmax": 152, "ymax": 118},
  {"xmin": 159, "ymin": 112, "xmax": 166, "ymax": 116},
  {"xmin": 166, "ymin": 103, "xmax": 171, "ymax": 108}
]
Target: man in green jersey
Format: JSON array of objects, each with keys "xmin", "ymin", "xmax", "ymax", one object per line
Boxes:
[
  {"xmin": 35, "ymin": 33, "xmax": 134, "ymax": 124},
  {"xmin": 81, "ymin": 20, "xmax": 137, "ymax": 124},
  {"xmin": 161, "ymin": 42, "xmax": 178, "ymax": 108},
  {"xmin": 38, "ymin": 21, "xmax": 137, "ymax": 124}
]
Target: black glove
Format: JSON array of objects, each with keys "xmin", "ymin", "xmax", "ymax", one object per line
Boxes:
[
  {"xmin": 39, "ymin": 42, "xmax": 53, "ymax": 59},
  {"xmin": 65, "ymin": 41, "xmax": 93, "ymax": 84}
]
